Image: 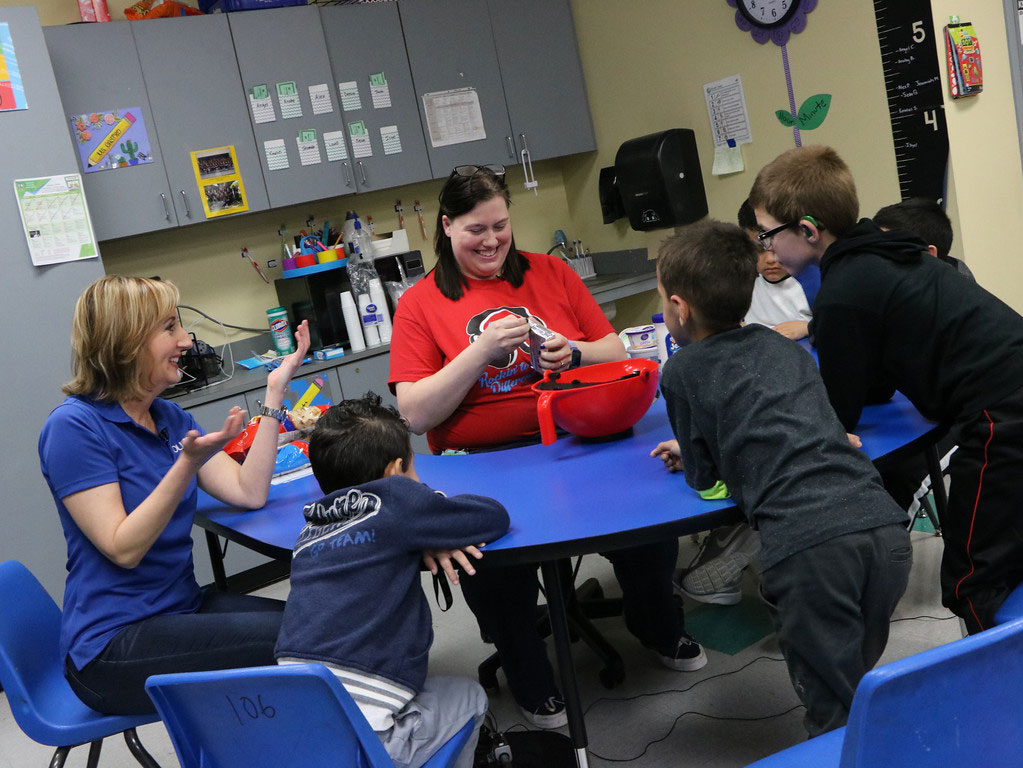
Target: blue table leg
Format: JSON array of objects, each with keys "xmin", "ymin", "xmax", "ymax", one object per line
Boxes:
[{"xmin": 540, "ymin": 559, "xmax": 590, "ymax": 768}]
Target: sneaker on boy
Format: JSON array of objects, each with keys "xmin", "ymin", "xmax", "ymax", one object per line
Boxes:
[
  {"xmin": 648, "ymin": 633, "xmax": 708, "ymax": 672},
  {"xmin": 520, "ymin": 696, "xmax": 568, "ymax": 730},
  {"xmin": 676, "ymin": 522, "xmax": 761, "ymax": 605}
]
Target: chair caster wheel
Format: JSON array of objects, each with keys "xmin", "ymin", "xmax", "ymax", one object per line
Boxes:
[{"xmin": 599, "ymin": 663, "xmax": 624, "ymax": 689}]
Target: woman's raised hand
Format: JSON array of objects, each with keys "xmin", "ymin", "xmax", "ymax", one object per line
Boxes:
[
  {"xmin": 181, "ymin": 405, "xmax": 247, "ymax": 466},
  {"xmin": 267, "ymin": 320, "xmax": 311, "ymax": 394}
]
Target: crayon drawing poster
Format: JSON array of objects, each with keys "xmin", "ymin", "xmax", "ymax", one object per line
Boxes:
[
  {"xmin": 190, "ymin": 145, "xmax": 249, "ymax": 219},
  {"xmin": 71, "ymin": 108, "xmax": 154, "ymax": 174},
  {"xmin": 0, "ymin": 23, "xmax": 28, "ymax": 111}
]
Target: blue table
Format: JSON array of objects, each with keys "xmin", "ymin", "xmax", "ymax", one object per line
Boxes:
[{"xmin": 196, "ymin": 391, "xmax": 940, "ymax": 768}]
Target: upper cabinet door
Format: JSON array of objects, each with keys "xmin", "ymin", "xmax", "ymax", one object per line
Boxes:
[
  {"xmin": 487, "ymin": 0, "xmax": 596, "ymax": 163},
  {"xmin": 44, "ymin": 22, "xmax": 178, "ymax": 241},
  {"xmin": 132, "ymin": 14, "xmax": 269, "ymax": 225},
  {"xmin": 319, "ymin": 3, "xmax": 433, "ymax": 192},
  {"xmin": 398, "ymin": 0, "xmax": 515, "ymax": 178},
  {"xmin": 229, "ymin": 6, "xmax": 346, "ymax": 208}
]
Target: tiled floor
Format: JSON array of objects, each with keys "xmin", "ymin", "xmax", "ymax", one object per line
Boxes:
[{"xmin": 0, "ymin": 528, "xmax": 960, "ymax": 768}]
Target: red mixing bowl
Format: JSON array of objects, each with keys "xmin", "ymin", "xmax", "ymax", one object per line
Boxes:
[{"xmin": 531, "ymin": 358, "xmax": 659, "ymax": 445}]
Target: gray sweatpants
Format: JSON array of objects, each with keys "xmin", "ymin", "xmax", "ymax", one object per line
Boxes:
[
  {"xmin": 761, "ymin": 523, "xmax": 912, "ymax": 737},
  {"xmin": 380, "ymin": 675, "xmax": 488, "ymax": 768}
]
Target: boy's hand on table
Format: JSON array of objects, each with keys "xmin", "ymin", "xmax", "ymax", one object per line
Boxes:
[
  {"xmin": 846, "ymin": 433, "xmax": 862, "ymax": 449},
  {"xmin": 423, "ymin": 545, "xmax": 485, "ymax": 585},
  {"xmin": 651, "ymin": 440, "xmax": 684, "ymax": 472},
  {"xmin": 772, "ymin": 320, "xmax": 809, "ymax": 340}
]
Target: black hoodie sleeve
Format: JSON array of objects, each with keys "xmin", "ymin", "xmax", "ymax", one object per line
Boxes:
[{"xmin": 813, "ymin": 300, "xmax": 886, "ymax": 431}]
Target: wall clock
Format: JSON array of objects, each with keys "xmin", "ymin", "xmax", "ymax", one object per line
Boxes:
[{"xmin": 728, "ymin": 0, "xmax": 818, "ymax": 46}]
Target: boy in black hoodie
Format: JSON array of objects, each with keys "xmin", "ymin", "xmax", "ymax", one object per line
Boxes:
[{"xmin": 748, "ymin": 145, "xmax": 1023, "ymax": 634}]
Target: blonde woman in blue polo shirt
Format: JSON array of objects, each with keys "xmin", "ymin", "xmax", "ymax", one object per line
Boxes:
[{"xmin": 38, "ymin": 275, "xmax": 309, "ymax": 715}]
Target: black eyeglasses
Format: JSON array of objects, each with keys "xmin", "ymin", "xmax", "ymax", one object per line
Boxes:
[
  {"xmin": 453, "ymin": 164, "xmax": 506, "ymax": 179},
  {"xmin": 756, "ymin": 220, "xmax": 800, "ymax": 251}
]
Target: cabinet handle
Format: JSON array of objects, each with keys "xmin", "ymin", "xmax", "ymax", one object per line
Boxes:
[
  {"xmin": 519, "ymin": 138, "xmax": 538, "ymax": 195},
  {"xmin": 179, "ymin": 190, "xmax": 192, "ymax": 218},
  {"xmin": 358, "ymin": 161, "xmax": 368, "ymax": 185},
  {"xmin": 505, "ymin": 135, "xmax": 516, "ymax": 159},
  {"xmin": 160, "ymin": 192, "xmax": 171, "ymax": 222},
  {"xmin": 341, "ymin": 162, "xmax": 353, "ymax": 187}
]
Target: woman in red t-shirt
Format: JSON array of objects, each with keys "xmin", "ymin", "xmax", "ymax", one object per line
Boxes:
[{"xmin": 389, "ymin": 166, "xmax": 705, "ymax": 728}]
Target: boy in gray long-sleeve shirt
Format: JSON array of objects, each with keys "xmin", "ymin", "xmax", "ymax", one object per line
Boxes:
[{"xmin": 652, "ymin": 220, "xmax": 911, "ymax": 737}]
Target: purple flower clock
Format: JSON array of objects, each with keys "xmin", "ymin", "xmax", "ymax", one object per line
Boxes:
[{"xmin": 726, "ymin": 0, "xmax": 824, "ymax": 146}]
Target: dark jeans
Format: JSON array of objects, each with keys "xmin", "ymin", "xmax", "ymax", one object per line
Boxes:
[
  {"xmin": 66, "ymin": 587, "xmax": 284, "ymax": 715},
  {"xmin": 459, "ymin": 539, "xmax": 682, "ymax": 709},
  {"xmin": 940, "ymin": 387, "xmax": 1023, "ymax": 634},
  {"xmin": 761, "ymin": 523, "xmax": 912, "ymax": 738}
]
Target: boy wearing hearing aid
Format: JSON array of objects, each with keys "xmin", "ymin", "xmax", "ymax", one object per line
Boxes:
[{"xmin": 748, "ymin": 145, "xmax": 1023, "ymax": 637}]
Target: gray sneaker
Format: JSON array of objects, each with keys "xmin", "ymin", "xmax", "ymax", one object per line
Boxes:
[{"xmin": 675, "ymin": 523, "xmax": 760, "ymax": 605}]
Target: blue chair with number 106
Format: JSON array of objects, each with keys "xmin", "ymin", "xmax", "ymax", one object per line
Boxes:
[{"xmin": 145, "ymin": 663, "xmax": 475, "ymax": 768}]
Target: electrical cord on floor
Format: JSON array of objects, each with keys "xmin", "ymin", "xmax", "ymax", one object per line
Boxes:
[{"xmin": 581, "ymin": 655, "xmax": 799, "ymax": 763}]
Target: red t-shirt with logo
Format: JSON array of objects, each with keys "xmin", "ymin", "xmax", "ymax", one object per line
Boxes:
[{"xmin": 389, "ymin": 251, "xmax": 616, "ymax": 452}]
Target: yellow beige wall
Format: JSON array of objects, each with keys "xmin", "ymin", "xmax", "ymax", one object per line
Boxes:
[{"xmin": 10, "ymin": 0, "xmax": 1023, "ymax": 338}]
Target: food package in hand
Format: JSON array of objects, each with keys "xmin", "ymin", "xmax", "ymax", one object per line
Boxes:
[
  {"xmin": 223, "ymin": 405, "xmax": 328, "ymax": 463},
  {"xmin": 528, "ymin": 319, "xmax": 557, "ymax": 373}
]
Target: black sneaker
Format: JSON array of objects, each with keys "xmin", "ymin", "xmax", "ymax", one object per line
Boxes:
[
  {"xmin": 519, "ymin": 696, "xmax": 568, "ymax": 729},
  {"xmin": 652, "ymin": 633, "xmax": 708, "ymax": 672}
]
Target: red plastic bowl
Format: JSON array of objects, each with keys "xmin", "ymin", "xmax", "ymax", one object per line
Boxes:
[{"xmin": 531, "ymin": 358, "xmax": 659, "ymax": 445}]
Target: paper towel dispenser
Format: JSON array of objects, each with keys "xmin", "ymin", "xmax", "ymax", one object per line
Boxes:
[{"xmin": 612, "ymin": 128, "xmax": 708, "ymax": 231}]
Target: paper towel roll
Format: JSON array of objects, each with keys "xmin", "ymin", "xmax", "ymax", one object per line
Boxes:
[
  {"xmin": 340, "ymin": 291, "xmax": 366, "ymax": 353},
  {"xmin": 357, "ymin": 292, "xmax": 383, "ymax": 347},
  {"xmin": 369, "ymin": 278, "xmax": 393, "ymax": 343}
]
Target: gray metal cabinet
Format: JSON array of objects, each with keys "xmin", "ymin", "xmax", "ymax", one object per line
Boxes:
[
  {"xmin": 487, "ymin": 0, "xmax": 596, "ymax": 163},
  {"xmin": 398, "ymin": 0, "xmax": 516, "ymax": 177},
  {"xmin": 44, "ymin": 22, "xmax": 179, "ymax": 241},
  {"xmin": 131, "ymin": 14, "xmax": 269, "ymax": 224},
  {"xmin": 0, "ymin": 6, "xmax": 107, "ymax": 598},
  {"xmin": 319, "ymin": 2, "xmax": 433, "ymax": 191},
  {"xmin": 229, "ymin": 6, "xmax": 346, "ymax": 208}
]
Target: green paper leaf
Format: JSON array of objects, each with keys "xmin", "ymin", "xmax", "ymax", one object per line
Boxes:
[
  {"xmin": 775, "ymin": 110, "xmax": 797, "ymax": 127},
  {"xmin": 797, "ymin": 94, "xmax": 832, "ymax": 130}
]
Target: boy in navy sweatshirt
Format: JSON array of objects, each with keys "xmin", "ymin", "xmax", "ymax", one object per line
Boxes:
[{"xmin": 275, "ymin": 394, "xmax": 509, "ymax": 768}]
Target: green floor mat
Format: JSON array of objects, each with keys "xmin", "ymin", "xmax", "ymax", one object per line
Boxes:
[{"xmin": 685, "ymin": 596, "xmax": 776, "ymax": 656}]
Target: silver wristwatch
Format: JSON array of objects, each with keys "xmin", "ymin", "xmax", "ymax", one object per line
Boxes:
[{"xmin": 259, "ymin": 404, "xmax": 288, "ymax": 423}]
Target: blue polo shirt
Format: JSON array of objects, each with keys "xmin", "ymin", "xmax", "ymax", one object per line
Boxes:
[{"xmin": 39, "ymin": 395, "xmax": 205, "ymax": 669}]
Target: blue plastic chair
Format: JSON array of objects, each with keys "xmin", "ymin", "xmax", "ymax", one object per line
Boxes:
[
  {"xmin": 145, "ymin": 663, "xmax": 476, "ymax": 768},
  {"xmin": 746, "ymin": 616, "xmax": 1023, "ymax": 767},
  {"xmin": 0, "ymin": 560, "xmax": 161, "ymax": 767}
]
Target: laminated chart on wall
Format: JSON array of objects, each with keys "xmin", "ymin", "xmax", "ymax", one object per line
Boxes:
[
  {"xmin": 323, "ymin": 130, "xmax": 348, "ymax": 162},
  {"xmin": 277, "ymin": 81, "xmax": 302, "ymax": 119},
  {"xmin": 369, "ymin": 72, "xmax": 391, "ymax": 109},
  {"xmin": 704, "ymin": 75, "xmax": 751, "ymax": 176},
  {"xmin": 190, "ymin": 146, "xmax": 249, "ymax": 218},
  {"xmin": 380, "ymin": 125, "xmax": 402, "ymax": 155},
  {"xmin": 423, "ymin": 88, "xmax": 486, "ymax": 148},
  {"xmin": 71, "ymin": 107, "xmax": 154, "ymax": 173},
  {"xmin": 297, "ymin": 129, "xmax": 322, "ymax": 166},
  {"xmin": 348, "ymin": 120, "xmax": 372, "ymax": 158},
  {"xmin": 14, "ymin": 175, "xmax": 98, "ymax": 266},
  {"xmin": 249, "ymin": 85, "xmax": 276, "ymax": 124},
  {"xmin": 309, "ymin": 83, "xmax": 333, "ymax": 115},
  {"xmin": 0, "ymin": 23, "xmax": 26, "ymax": 111},
  {"xmin": 338, "ymin": 81, "xmax": 362, "ymax": 112}
]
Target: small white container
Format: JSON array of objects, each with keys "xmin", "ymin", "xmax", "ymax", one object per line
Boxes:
[{"xmin": 624, "ymin": 324, "xmax": 656, "ymax": 350}]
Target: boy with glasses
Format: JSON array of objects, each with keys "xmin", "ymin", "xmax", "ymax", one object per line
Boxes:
[{"xmin": 748, "ymin": 145, "xmax": 1023, "ymax": 635}]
